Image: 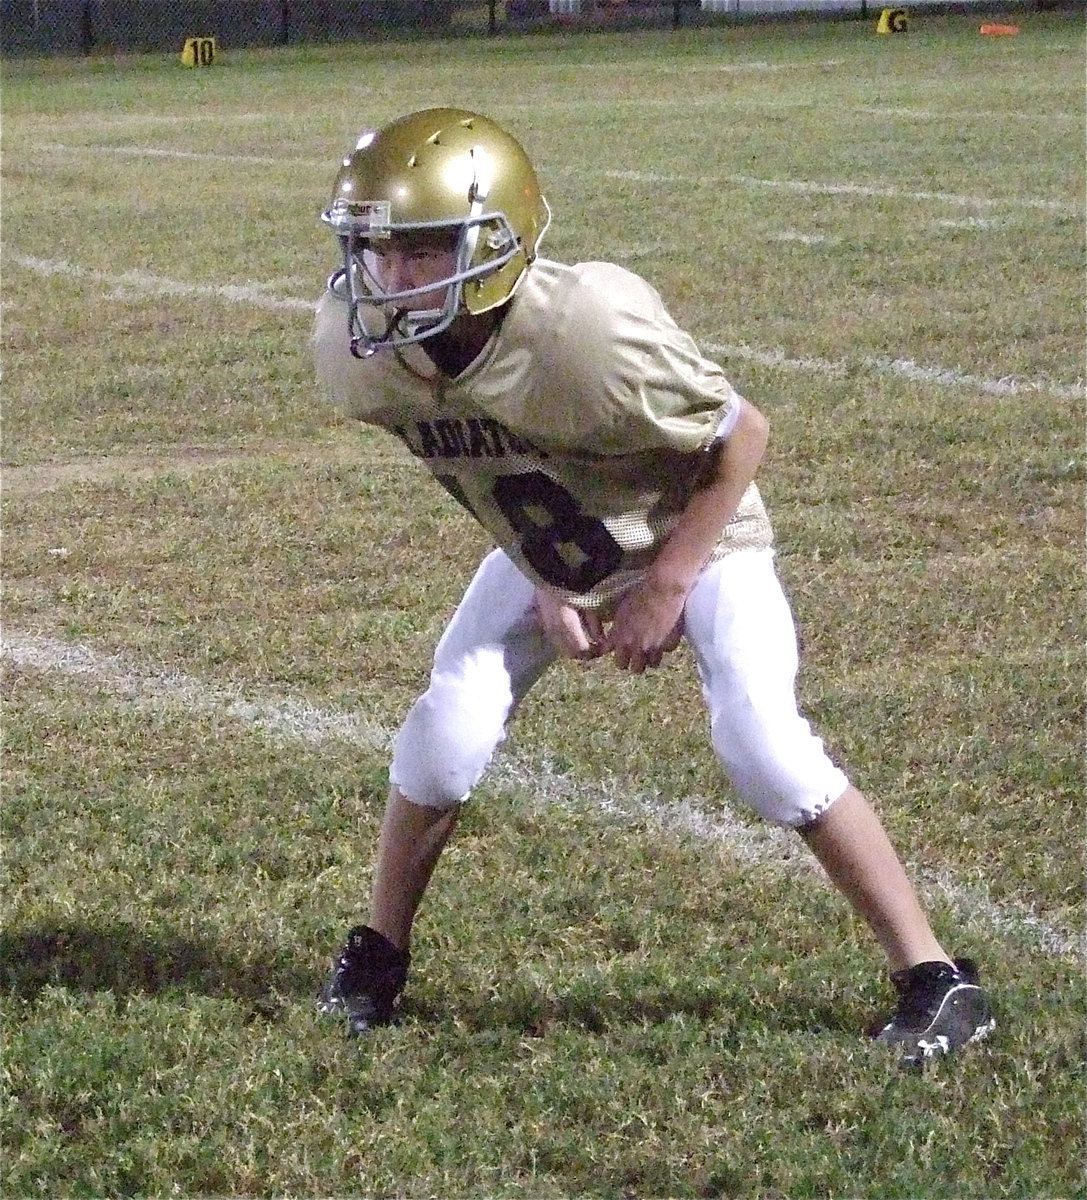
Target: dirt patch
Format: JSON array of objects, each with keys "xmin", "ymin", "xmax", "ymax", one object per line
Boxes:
[
  {"xmin": 2, "ymin": 446, "xmax": 261, "ymax": 498},
  {"xmin": 1, "ymin": 438, "xmax": 403, "ymax": 499}
]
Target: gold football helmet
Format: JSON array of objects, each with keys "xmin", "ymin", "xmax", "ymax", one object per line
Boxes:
[{"xmin": 322, "ymin": 107, "xmax": 551, "ymax": 357}]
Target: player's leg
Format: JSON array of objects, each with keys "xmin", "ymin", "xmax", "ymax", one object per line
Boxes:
[
  {"xmin": 797, "ymin": 785, "xmax": 947, "ymax": 972},
  {"xmin": 684, "ymin": 549, "xmax": 993, "ymax": 1065},
  {"xmin": 317, "ymin": 549, "xmax": 555, "ymax": 1034},
  {"xmin": 370, "ymin": 785, "xmax": 461, "ymax": 955}
]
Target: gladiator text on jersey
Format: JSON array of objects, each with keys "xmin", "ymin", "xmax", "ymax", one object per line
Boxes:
[{"xmin": 392, "ymin": 417, "xmax": 550, "ymax": 462}]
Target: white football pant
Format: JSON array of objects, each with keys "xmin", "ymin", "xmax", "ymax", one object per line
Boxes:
[{"xmin": 389, "ymin": 547, "xmax": 849, "ymax": 827}]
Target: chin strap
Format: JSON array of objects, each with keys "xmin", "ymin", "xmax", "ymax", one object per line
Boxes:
[
  {"xmin": 347, "ymin": 306, "xmax": 438, "ymax": 381},
  {"xmin": 350, "ymin": 307, "xmax": 410, "ymax": 360}
]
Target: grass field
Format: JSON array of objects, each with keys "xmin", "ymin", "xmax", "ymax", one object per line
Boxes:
[{"xmin": 2, "ymin": 10, "xmax": 1084, "ymax": 1198}]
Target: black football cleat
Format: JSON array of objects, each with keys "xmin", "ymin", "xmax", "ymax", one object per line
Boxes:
[
  {"xmin": 316, "ymin": 924, "xmax": 409, "ymax": 1036},
  {"xmin": 873, "ymin": 957, "xmax": 995, "ymax": 1069}
]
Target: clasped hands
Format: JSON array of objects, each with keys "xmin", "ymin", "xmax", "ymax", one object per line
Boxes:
[{"xmin": 533, "ymin": 580, "xmax": 685, "ymax": 674}]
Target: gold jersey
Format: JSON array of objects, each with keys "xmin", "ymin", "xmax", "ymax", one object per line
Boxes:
[{"xmin": 313, "ymin": 257, "xmax": 774, "ymax": 610}]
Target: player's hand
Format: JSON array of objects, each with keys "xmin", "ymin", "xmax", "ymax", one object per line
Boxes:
[
  {"xmin": 533, "ymin": 588, "xmax": 606, "ymax": 661},
  {"xmin": 603, "ymin": 581, "xmax": 685, "ymax": 673}
]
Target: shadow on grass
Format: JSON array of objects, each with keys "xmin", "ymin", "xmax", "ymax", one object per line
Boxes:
[
  {"xmin": 3, "ymin": 925, "xmax": 865, "ymax": 1037},
  {"xmin": 404, "ymin": 977, "xmax": 860, "ymax": 1039},
  {"xmin": 0, "ymin": 922, "xmax": 314, "ymax": 1011}
]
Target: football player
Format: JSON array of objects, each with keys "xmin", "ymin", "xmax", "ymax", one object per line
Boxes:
[{"xmin": 311, "ymin": 108, "xmax": 993, "ymax": 1068}]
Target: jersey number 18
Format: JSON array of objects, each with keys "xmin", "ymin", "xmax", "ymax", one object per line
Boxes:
[{"xmin": 439, "ymin": 469, "xmax": 622, "ymax": 594}]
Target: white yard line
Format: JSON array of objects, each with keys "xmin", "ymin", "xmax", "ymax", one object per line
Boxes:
[
  {"xmin": 852, "ymin": 104, "xmax": 1081, "ymax": 125},
  {"xmin": 1, "ymin": 633, "xmax": 390, "ymax": 749},
  {"xmin": 26, "ymin": 91, "xmax": 1079, "ymax": 128},
  {"xmin": 769, "ymin": 230, "xmax": 840, "ymax": 246},
  {"xmin": 522, "ymin": 57, "xmax": 848, "ymax": 77},
  {"xmin": 29, "ymin": 111, "xmax": 277, "ymax": 131},
  {"xmin": 3, "ymin": 631, "xmax": 1079, "ymax": 962},
  {"xmin": 35, "ymin": 142, "xmax": 326, "ymax": 167},
  {"xmin": 37, "ymin": 142, "xmax": 314, "ymax": 167},
  {"xmin": 5, "ymin": 252, "xmax": 315, "ymax": 312},
  {"xmin": 6, "ymin": 251, "xmax": 1081, "ymax": 400},
  {"xmin": 605, "ymin": 168, "xmax": 1078, "ymax": 213},
  {"xmin": 931, "ymin": 216, "xmax": 1006, "ymax": 231},
  {"xmin": 702, "ymin": 341, "xmax": 1084, "ymax": 400},
  {"xmin": 27, "ymin": 142, "xmax": 1080, "ymax": 216}
]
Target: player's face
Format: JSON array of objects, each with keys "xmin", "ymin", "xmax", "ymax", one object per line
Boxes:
[{"xmin": 361, "ymin": 231, "xmax": 459, "ymax": 312}]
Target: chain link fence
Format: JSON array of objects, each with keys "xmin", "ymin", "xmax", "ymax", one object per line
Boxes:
[{"xmin": 0, "ymin": 0, "xmax": 1064, "ymax": 57}]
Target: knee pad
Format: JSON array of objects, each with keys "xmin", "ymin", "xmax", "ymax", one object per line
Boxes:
[
  {"xmin": 389, "ymin": 671, "xmax": 513, "ymax": 809},
  {"xmin": 710, "ymin": 703, "xmax": 848, "ymax": 828}
]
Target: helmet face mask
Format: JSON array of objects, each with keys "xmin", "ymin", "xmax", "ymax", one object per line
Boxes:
[{"xmin": 322, "ymin": 108, "xmax": 550, "ymax": 358}]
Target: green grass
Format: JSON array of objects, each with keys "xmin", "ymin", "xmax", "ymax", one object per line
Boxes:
[{"xmin": 2, "ymin": 11, "xmax": 1084, "ymax": 1199}]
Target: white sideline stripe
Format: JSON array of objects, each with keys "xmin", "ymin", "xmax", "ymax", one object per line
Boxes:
[
  {"xmin": 7, "ymin": 252, "xmax": 1081, "ymax": 401},
  {"xmin": 1, "ymin": 633, "xmax": 388, "ymax": 749},
  {"xmin": 769, "ymin": 231, "xmax": 839, "ymax": 246},
  {"xmin": 36, "ymin": 142, "xmax": 326, "ymax": 167},
  {"xmin": 29, "ymin": 142, "xmax": 1079, "ymax": 216},
  {"xmin": 703, "ymin": 341, "xmax": 1085, "ymax": 401},
  {"xmin": 605, "ymin": 169, "xmax": 1078, "ymax": 214},
  {"xmin": 932, "ymin": 217, "xmax": 1005, "ymax": 231},
  {"xmin": 3, "ymin": 631, "xmax": 1078, "ymax": 962},
  {"xmin": 853, "ymin": 104, "xmax": 1080, "ymax": 125},
  {"xmin": 532, "ymin": 57, "xmax": 847, "ymax": 77},
  {"xmin": 38, "ymin": 142, "xmax": 310, "ymax": 167},
  {"xmin": 5, "ymin": 253, "xmax": 315, "ymax": 313},
  {"xmin": 42, "ymin": 112, "xmax": 280, "ymax": 130}
]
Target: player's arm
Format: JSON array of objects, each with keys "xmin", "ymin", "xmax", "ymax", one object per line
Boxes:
[{"xmin": 605, "ymin": 397, "xmax": 770, "ymax": 673}]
